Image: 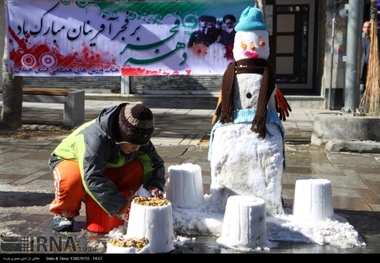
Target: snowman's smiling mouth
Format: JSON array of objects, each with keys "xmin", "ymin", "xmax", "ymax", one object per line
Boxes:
[{"xmin": 244, "ymin": 50, "xmax": 259, "ymax": 58}]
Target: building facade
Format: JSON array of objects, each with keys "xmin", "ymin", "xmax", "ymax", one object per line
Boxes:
[{"xmin": 0, "ymin": 0, "xmax": 370, "ymax": 109}]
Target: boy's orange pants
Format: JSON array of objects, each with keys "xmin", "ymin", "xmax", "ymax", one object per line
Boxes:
[{"xmin": 49, "ymin": 159, "xmax": 143, "ymax": 218}]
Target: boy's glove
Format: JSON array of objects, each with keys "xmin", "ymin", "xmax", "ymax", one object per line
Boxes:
[
  {"xmin": 116, "ymin": 196, "xmax": 133, "ymax": 221},
  {"xmin": 116, "ymin": 207, "xmax": 131, "ymax": 222},
  {"xmin": 150, "ymin": 187, "xmax": 164, "ymax": 198}
]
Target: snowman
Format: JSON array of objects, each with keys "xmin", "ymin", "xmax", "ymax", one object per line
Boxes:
[{"xmin": 208, "ymin": 5, "xmax": 291, "ymax": 216}]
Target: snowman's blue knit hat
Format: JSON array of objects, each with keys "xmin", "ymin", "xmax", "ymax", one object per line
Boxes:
[{"xmin": 234, "ymin": 5, "xmax": 267, "ymax": 32}]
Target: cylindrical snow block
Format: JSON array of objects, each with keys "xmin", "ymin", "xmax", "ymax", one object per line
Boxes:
[
  {"xmin": 293, "ymin": 179, "xmax": 334, "ymax": 221},
  {"xmin": 166, "ymin": 163, "xmax": 204, "ymax": 208},
  {"xmin": 126, "ymin": 199, "xmax": 174, "ymax": 253},
  {"xmin": 217, "ymin": 196, "xmax": 267, "ymax": 249}
]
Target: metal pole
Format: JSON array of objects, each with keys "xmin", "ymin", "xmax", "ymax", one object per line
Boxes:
[
  {"xmin": 120, "ymin": 76, "xmax": 130, "ymax": 95},
  {"xmin": 120, "ymin": 0, "xmax": 131, "ymax": 95},
  {"xmin": 329, "ymin": 12, "xmax": 336, "ymax": 110},
  {"xmin": 343, "ymin": 0, "xmax": 364, "ymax": 113}
]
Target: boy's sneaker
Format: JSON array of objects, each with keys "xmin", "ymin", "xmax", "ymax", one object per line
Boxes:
[{"xmin": 53, "ymin": 215, "xmax": 74, "ymax": 232}]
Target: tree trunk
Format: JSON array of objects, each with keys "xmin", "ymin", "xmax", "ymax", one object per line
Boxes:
[
  {"xmin": 1, "ymin": 33, "xmax": 23, "ymax": 131},
  {"xmin": 256, "ymin": 0, "xmax": 266, "ymax": 17},
  {"xmin": 361, "ymin": 0, "xmax": 380, "ymax": 115}
]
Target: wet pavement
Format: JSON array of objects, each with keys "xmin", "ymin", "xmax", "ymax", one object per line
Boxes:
[{"xmin": 0, "ymin": 98, "xmax": 380, "ymax": 255}]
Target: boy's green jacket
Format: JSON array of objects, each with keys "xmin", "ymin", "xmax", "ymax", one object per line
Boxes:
[{"xmin": 49, "ymin": 103, "xmax": 165, "ymax": 216}]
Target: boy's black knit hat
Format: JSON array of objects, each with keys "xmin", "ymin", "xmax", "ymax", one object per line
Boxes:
[{"xmin": 118, "ymin": 104, "xmax": 154, "ymax": 145}]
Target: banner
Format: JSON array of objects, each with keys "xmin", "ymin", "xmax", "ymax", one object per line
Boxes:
[{"xmin": 5, "ymin": 0, "xmax": 251, "ymax": 77}]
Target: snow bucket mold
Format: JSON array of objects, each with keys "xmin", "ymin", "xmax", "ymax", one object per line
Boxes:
[
  {"xmin": 166, "ymin": 163, "xmax": 204, "ymax": 208},
  {"xmin": 217, "ymin": 195, "xmax": 267, "ymax": 250},
  {"xmin": 292, "ymin": 179, "xmax": 334, "ymax": 221}
]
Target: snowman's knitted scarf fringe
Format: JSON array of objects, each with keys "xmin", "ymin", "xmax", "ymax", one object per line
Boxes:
[{"xmin": 220, "ymin": 58, "xmax": 276, "ymax": 139}]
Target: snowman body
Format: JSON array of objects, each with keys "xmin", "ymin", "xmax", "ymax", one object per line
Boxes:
[{"xmin": 209, "ymin": 26, "xmax": 285, "ymax": 215}]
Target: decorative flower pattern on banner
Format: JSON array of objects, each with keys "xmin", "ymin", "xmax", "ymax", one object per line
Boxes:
[{"xmin": 5, "ymin": 0, "xmax": 251, "ymax": 76}]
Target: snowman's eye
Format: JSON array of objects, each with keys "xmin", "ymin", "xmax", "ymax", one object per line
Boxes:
[
  {"xmin": 259, "ymin": 40, "xmax": 266, "ymax": 47},
  {"xmin": 249, "ymin": 44, "xmax": 256, "ymax": 51},
  {"xmin": 241, "ymin": 43, "xmax": 247, "ymax": 49}
]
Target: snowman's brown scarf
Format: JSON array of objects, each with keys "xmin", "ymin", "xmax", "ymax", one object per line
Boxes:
[{"xmin": 220, "ymin": 58, "xmax": 276, "ymax": 139}]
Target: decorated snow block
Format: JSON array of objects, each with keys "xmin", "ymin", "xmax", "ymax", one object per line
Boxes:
[
  {"xmin": 106, "ymin": 237, "xmax": 151, "ymax": 254},
  {"xmin": 217, "ymin": 195, "xmax": 267, "ymax": 249},
  {"xmin": 166, "ymin": 163, "xmax": 204, "ymax": 208},
  {"xmin": 126, "ymin": 197, "xmax": 174, "ymax": 253},
  {"xmin": 293, "ymin": 179, "xmax": 334, "ymax": 221}
]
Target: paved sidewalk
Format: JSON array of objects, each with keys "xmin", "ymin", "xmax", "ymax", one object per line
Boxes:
[{"xmin": 0, "ymin": 99, "xmax": 379, "ymax": 254}]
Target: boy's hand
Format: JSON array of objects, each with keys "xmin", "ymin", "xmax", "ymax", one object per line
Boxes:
[{"xmin": 150, "ymin": 187, "xmax": 164, "ymax": 198}]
